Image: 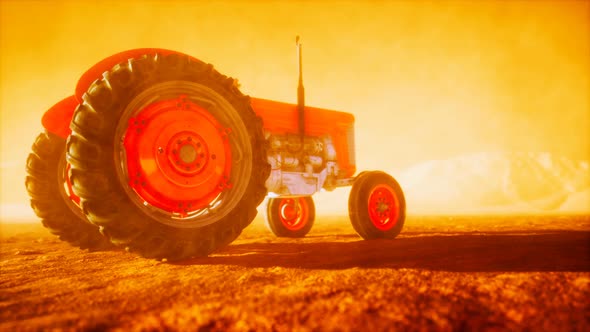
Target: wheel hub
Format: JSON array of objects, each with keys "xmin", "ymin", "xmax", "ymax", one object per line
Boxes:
[
  {"xmin": 179, "ymin": 143, "xmax": 197, "ymax": 164},
  {"xmin": 165, "ymin": 132, "xmax": 208, "ymax": 175},
  {"xmin": 281, "ymin": 202, "xmax": 299, "ymax": 221},
  {"xmin": 279, "ymin": 198, "xmax": 307, "ymax": 231}
]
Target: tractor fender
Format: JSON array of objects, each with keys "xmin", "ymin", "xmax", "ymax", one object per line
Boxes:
[
  {"xmin": 42, "ymin": 95, "xmax": 79, "ymax": 139},
  {"xmin": 42, "ymin": 48, "xmax": 200, "ymax": 138}
]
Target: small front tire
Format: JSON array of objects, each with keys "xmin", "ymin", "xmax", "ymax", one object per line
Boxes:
[
  {"xmin": 265, "ymin": 196, "xmax": 315, "ymax": 238},
  {"xmin": 348, "ymin": 171, "xmax": 405, "ymax": 239}
]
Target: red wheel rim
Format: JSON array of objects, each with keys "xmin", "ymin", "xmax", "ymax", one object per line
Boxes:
[
  {"xmin": 367, "ymin": 184, "xmax": 400, "ymax": 231},
  {"xmin": 58, "ymin": 154, "xmax": 85, "ymax": 220},
  {"xmin": 278, "ymin": 198, "xmax": 309, "ymax": 231},
  {"xmin": 123, "ymin": 95, "xmax": 232, "ymax": 217},
  {"xmin": 64, "ymin": 163, "xmax": 81, "ymax": 206}
]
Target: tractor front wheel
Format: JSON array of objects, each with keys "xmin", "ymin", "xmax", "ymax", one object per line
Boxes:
[
  {"xmin": 348, "ymin": 171, "xmax": 405, "ymax": 239},
  {"xmin": 265, "ymin": 196, "xmax": 315, "ymax": 238}
]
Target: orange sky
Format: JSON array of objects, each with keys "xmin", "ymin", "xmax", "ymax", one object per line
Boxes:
[{"xmin": 1, "ymin": 0, "xmax": 589, "ymax": 214}]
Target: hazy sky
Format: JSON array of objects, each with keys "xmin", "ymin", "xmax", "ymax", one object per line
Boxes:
[{"xmin": 1, "ymin": 0, "xmax": 588, "ymax": 211}]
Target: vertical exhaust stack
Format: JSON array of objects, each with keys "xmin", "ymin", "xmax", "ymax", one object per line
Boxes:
[{"xmin": 296, "ymin": 36, "xmax": 305, "ymax": 145}]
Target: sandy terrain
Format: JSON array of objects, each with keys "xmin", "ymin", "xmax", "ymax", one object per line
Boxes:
[{"xmin": 1, "ymin": 215, "xmax": 589, "ymax": 331}]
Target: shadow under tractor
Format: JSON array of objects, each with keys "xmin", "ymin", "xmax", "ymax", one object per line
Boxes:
[{"xmin": 25, "ymin": 37, "xmax": 406, "ymax": 260}]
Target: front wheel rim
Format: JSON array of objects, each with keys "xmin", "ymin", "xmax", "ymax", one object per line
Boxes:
[
  {"xmin": 367, "ymin": 184, "xmax": 400, "ymax": 231},
  {"xmin": 278, "ymin": 198, "xmax": 309, "ymax": 231}
]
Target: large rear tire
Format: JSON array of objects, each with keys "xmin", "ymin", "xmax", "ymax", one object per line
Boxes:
[
  {"xmin": 67, "ymin": 53, "xmax": 270, "ymax": 260},
  {"xmin": 25, "ymin": 132, "xmax": 113, "ymax": 250},
  {"xmin": 264, "ymin": 196, "xmax": 315, "ymax": 238},
  {"xmin": 349, "ymin": 171, "xmax": 405, "ymax": 239}
]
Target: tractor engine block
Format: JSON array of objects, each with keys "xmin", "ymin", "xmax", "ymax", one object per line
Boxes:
[{"xmin": 265, "ymin": 133, "xmax": 339, "ymax": 195}]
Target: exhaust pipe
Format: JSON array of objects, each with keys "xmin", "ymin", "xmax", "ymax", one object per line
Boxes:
[{"xmin": 296, "ymin": 36, "xmax": 305, "ymax": 144}]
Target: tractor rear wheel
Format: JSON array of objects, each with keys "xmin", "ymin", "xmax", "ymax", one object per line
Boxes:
[
  {"xmin": 25, "ymin": 132, "xmax": 113, "ymax": 250},
  {"xmin": 265, "ymin": 196, "xmax": 315, "ymax": 238},
  {"xmin": 67, "ymin": 53, "xmax": 269, "ymax": 260},
  {"xmin": 348, "ymin": 171, "xmax": 405, "ymax": 239}
]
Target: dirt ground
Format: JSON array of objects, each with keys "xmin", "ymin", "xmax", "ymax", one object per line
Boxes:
[{"xmin": 1, "ymin": 215, "xmax": 589, "ymax": 331}]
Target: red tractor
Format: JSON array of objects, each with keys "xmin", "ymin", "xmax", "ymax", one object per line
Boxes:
[{"xmin": 25, "ymin": 38, "xmax": 406, "ymax": 260}]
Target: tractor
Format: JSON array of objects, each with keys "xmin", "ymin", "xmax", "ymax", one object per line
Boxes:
[{"xmin": 25, "ymin": 37, "xmax": 406, "ymax": 260}]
